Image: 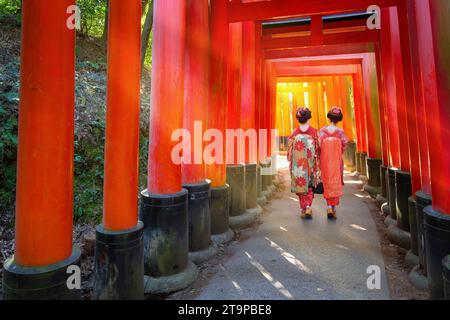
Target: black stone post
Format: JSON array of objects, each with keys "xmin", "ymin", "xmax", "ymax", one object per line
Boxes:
[
  {"xmin": 395, "ymin": 170, "xmax": 412, "ymax": 232},
  {"xmin": 423, "ymin": 206, "xmax": 450, "ymax": 299},
  {"xmin": 364, "ymin": 158, "xmax": 382, "ymax": 197},
  {"xmin": 226, "ymin": 165, "xmax": 246, "ymax": 217},
  {"xmin": 140, "ymin": 189, "xmax": 198, "ymax": 294},
  {"xmin": 356, "ymin": 152, "xmax": 362, "ymax": 173},
  {"xmin": 93, "ymin": 222, "xmax": 144, "ymax": 300},
  {"xmin": 184, "ymin": 180, "xmax": 217, "ymax": 264},
  {"xmin": 416, "ymin": 191, "xmax": 432, "ymax": 275},
  {"xmin": 377, "ymin": 164, "xmax": 389, "ymax": 205},
  {"xmin": 210, "ymin": 184, "xmax": 234, "ymax": 245},
  {"xmin": 406, "ymin": 197, "xmax": 419, "ymax": 267},
  {"xmin": 443, "ymin": 255, "xmax": 450, "ymax": 300},
  {"xmin": 3, "ymin": 248, "xmax": 81, "ymax": 300},
  {"xmin": 344, "ymin": 141, "xmax": 357, "ymax": 172},
  {"xmin": 360, "ymin": 152, "xmax": 368, "ymax": 177}
]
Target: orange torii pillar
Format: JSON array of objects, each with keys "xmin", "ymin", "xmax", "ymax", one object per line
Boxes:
[
  {"xmin": 374, "ymin": 42, "xmax": 390, "ymax": 206},
  {"xmin": 416, "ymin": 0, "xmax": 450, "ymax": 299},
  {"xmin": 207, "ymin": 0, "xmax": 234, "ymax": 245},
  {"xmin": 226, "ymin": 22, "xmax": 247, "ymax": 226},
  {"xmin": 352, "ymin": 74, "xmax": 364, "ymax": 173},
  {"xmin": 353, "ymin": 67, "xmax": 369, "ymax": 177},
  {"xmin": 405, "ymin": 0, "xmax": 433, "ymax": 288},
  {"xmin": 182, "ymin": 0, "xmax": 217, "ymax": 264},
  {"xmin": 254, "ymin": 21, "xmax": 267, "ymax": 207},
  {"xmin": 361, "ymin": 54, "xmax": 383, "ymax": 198},
  {"xmin": 381, "ymin": 7, "xmax": 414, "ymax": 248},
  {"xmin": 3, "ymin": 0, "xmax": 80, "ymax": 300},
  {"xmin": 261, "ymin": 61, "xmax": 276, "ymax": 199},
  {"xmin": 92, "ymin": 0, "xmax": 143, "ymax": 300},
  {"xmin": 379, "ymin": 7, "xmax": 401, "ymax": 224},
  {"xmin": 270, "ymin": 63, "xmax": 278, "ymax": 185},
  {"xmin": 139, "ymin": 0, "xmax": 197, "ymax": 295},
  {"xmin": 339, "ymin": 76, "xmax": 357, "ymax": 172},
  {"xmin": 239, "ymin": 20, "xmax": 262, "ymax": 228}
]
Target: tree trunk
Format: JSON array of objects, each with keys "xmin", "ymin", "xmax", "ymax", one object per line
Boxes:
[
  {"xmin": 140, "ymin": 0, "xmax": 154, "ymax": 69},
  {"xmin": 101, "ymin": 0, "xmax": 109, "ymax": 44}
]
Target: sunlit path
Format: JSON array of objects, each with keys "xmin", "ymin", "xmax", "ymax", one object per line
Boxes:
[{"xmin": 193, "ymin": 168, "xmax": 390, "ymax": 300}]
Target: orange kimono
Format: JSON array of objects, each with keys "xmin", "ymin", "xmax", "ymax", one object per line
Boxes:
[{"xmin": 319, "ymin": 126, "xmax": 348, "ymax": 206}]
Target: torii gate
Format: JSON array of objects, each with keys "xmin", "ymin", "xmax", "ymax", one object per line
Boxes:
[{"xmin": 3, "ymin": 0, "xmax": 450, "ymax": 301}]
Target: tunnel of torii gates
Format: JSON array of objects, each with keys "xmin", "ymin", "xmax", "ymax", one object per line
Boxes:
[{"xmin": 3, "ymin": 0, "xmax": 450, "ymax": 300}]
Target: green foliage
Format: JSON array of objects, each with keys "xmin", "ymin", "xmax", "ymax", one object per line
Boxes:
[
  {"xmin": 73, "ymin": 119, "xmax": 105, "ymax": 223},
  {"xmin": 77, "ymin": 0, "xmax": 107, "ymax": 38},
  {"xmin": 0, "ymin": 60, "xmax": 19, "ymax": 215},
  {"xmin": 0, "ymin": 0, "xmax": 21, "ymax": 16}
]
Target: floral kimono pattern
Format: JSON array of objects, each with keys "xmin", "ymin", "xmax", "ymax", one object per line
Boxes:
[{"xmin": 288, "ymin": 129, "xmax": 318, "ymax": 195}]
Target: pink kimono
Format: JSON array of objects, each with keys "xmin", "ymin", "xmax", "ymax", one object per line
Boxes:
[{"xmin": 319, "ymin": 127, "xmax": 348, "ymax": 206}]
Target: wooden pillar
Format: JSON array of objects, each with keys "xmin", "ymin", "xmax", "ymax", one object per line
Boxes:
[
  {"xmin": 397, "ymin": 2, "xmax": 421, "ymax": 194},
  {"xmin": 241, "ymin": 21, "xmax": 257, "ymax": 164},
  {"xmin": 183, "ymin": 0, "xmax": 209, "ymax": 184},
  {"xmin": 103, "ymin": 0, "xmax": 141, "ymax": 231},
  {"xmin": 14, "ymin": 0, "xmax": 76, "ymax": 268},
  {"xmin": 362, "ymin": 54, "xmax": 382, "ymax": 159},
  {"xmin": 207, "ymin": 0, "xmax": 228, "ymax": 188},
  {"xmin": 428, "ymin": 0, "xmax": 450, "ymax": 213},
  {"xmin": 227, "ymin": 22, "xmax": 243, "ymax": 165},
  {"xmin": 380, "ymin": 7, "xmax": 401, "ymax": 169},
  {"xmin": 147, "ymin": 0, "xmax": 186, "ymax": 194},
  {"xmin": 3, "ymin": 0, "xmax": 81, "ymax": 300}
]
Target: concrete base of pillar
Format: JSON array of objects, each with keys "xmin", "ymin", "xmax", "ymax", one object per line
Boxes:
[
  {"xmin": 387, "ymin": 167, "xmax": 398, "ymax": 220},
  {"xmin": 93, "ymin": 222, "xmax": 144, "ymax": 300},
  {"xmin": 355, "ymin": 152, "xmax": 362, "ymax": 173},
  {"xmin": 229, "ymin": 207, "xmax": 260, "ymax": 230},
  {"xmin": 143, "ymin": 261, "xmax": 198, "ymax": 295},
  {"xmin": 360, "ymin": 152, "xmax": 368, "ymax": 177},
  {"xmin": 408, "ymin": 264, "xmax": 429, "ymax": 292},
  {"xmin": 364, "ymin": 158, "xmax": 382, "ymax": 198},
  {"xmin": 376, "ymin": 195, "xmax": 388, "ymax": 207},
  {"xmin": 2, "ymin": 247, "xmax": 81, "ymax": 300},
  {"xmin": 364, "ymin": 185, "xmax": 381, "ymax": 198},
  {"xmin": 139, "ymin": 189, "xmax": 197, "ymax": 293},
  {"xmin": 416, "ymin": 191, "xmax": 432, "ymax": 276},
  {"xmin": 424, "ymin": 206, "xmax": 450, "ymax": 299},
  {"xmin": 245, "ymin": 164, "xmax": 258, "ymax": 210},
  {"xmin": 382, "ymin": 203, "xmax": 391, "ymax": 217},
  {"xmin": 443, "ymin": 255, "xmax": 450, "ymax": 300},
  {"xmin": 188, "ymin": 244, "xmax": 218, "ymax": 265},
  {"xmin": 344, "ymin": 141, "xmax": 356, "ymax": 172},
  {"xmin": 227, "ymin": 165, "xmax": 246, "ymax": 217},
  {"xmin": 183, "ymin": 180, "xmax": 213, "ymax": 255},
  {"xmin": 408, "ymin": 197, "xmax": 420, "ymax": 263},
  {"xmin": 387, "ymin": 223, "xmax": 411, "ymax": 250},
  {"xmin": 211, "ymin": 185, "xmax": 230, "ymax": 236},
  {"xmin": 257, "ymin": 195, "xmax": 267, "ymax": 206},
  {"xmin": 211, "ymin": 229, "xmax": 234, "ymax": 246},
  {"xmin": 405, "ymin": 250, "xmax": 420, "ymax": 268},
  {"xmin": 395, "ymin": 170, "xmax": 412, "ymax": 232},
  {"xmin": 380, "ymin": 165, "xmax": 389, "ymax": 201},
  {"xmin": 384, "ymin": 215, "xmax": 396, "ymax": 227}
]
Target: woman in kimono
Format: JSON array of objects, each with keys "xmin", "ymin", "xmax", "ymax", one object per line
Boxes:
[
  {"xmin": 288, "ymin": 107, "xmax": 319, "ymax": 219},
  {"xmin": 319, "ymin": 107, "xmax": 348, "ymax": 219}
]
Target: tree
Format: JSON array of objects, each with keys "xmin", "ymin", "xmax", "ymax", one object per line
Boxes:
[{"xmin": 140, "ymin": 0, "xmax": 154, "ymax": 69}]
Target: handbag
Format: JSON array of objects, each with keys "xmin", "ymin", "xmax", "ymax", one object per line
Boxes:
[{"xmin": 313, "ymin": 182, "xmax": 324, "ymax": 195}]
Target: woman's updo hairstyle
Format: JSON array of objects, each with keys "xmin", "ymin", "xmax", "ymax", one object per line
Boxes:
[
  {"xmin": 327, "ymin": 107, "xmax": 343, "ymax": 123},
  {"xmin": 296, "ymin": 107, "xmax": 312, "ymax": 124}
]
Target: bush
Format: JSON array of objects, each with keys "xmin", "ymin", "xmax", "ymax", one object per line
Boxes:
[{"xmin": 0, "ymin": 0, "xmax": 21, "ymax": 16}]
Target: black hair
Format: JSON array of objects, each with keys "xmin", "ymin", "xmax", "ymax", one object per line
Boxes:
[
  {"xmin": 296, "ymin": 108, "xmax": 312, "ymax": 124},
  {"xmin": 327, "ymin": 110, "xmax": 343, "ymax": 123}
]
